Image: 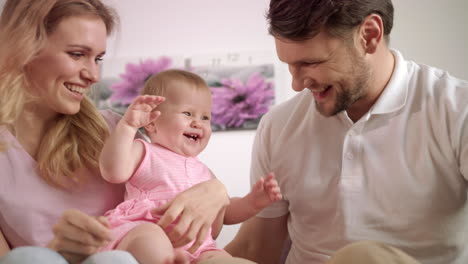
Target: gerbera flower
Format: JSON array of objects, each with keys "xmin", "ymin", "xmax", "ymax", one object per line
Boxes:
[
  {"xmin": 211, "ymin": 72, "xmax": 274, "ymax": 128},
  {"xmin": 110, "ymin": 57, "xmax": 172, "ymax": 105}
]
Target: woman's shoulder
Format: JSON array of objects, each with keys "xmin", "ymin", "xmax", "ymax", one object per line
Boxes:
[{"xmin": 99, "ymin": 109, "xmax": 122, "ymax": 130}]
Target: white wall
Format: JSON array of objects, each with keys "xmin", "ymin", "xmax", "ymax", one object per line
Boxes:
[
  {"xmin": 391, "ymin": 0, "xmax": 468, "ymax": 80},
  {"xmin": 104, "ymin": 0, "xmax": 467, "ymax": 247}
]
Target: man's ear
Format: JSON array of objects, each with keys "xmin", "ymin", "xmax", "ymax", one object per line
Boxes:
[{"xmin": 358, "ymin": 14, "xmax": 384, "ymax": 54}]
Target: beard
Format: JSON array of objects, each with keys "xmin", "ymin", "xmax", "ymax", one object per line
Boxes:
[{"xmin": 315, "ymin": 46, "xmax": 371, "ymax": 117}]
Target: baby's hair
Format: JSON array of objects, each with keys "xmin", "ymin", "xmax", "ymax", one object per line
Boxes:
[{"xmin": 142, "ymin": 69, "xmax": 209, "ymax": 97}]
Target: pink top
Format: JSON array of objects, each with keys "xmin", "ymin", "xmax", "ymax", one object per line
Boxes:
[
  {"xmin": 103, "ymin": 140, "xmax": 220, "ymax": 261},
  {"xmin": 125, "ymin": 139, "xmax": 214, "ymax": 203},
  {"xmin": 0, "ymin": 110, "xmax": 126, "ymax": 248}
]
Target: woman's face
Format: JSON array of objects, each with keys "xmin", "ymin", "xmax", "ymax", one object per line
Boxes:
[{"xmin": 26, "ymin": 15, "xmax": 107, "ymax": 117}]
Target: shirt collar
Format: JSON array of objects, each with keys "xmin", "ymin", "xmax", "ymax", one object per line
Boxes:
[{"xmin": 369, "ymin": 49, "xmax": 409, "ymax": 115}]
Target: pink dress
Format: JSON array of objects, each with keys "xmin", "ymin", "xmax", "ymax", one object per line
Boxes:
[{"xmin": 102, "ymin": 139, "xmax": 222, "ymax": 261}]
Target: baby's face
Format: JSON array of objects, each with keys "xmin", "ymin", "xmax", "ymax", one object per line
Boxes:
[{"xmin": 150, "ymin": 81, "xmax": 212, "ymax": 157}]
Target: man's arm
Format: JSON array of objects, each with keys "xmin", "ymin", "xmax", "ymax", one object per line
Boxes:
[{"xmin": 224, "ymin": 214, "xmax": 289, "ymax": 264}]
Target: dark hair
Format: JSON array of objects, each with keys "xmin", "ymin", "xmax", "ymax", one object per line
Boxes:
[{"xmin": 267, "ymin": 0, "xmax": 394, "ymax": 41}]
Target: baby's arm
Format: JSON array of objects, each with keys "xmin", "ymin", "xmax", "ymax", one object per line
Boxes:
[
  {"xmin": 223, "ymin": 172, "xmax": 282, "ymax": 225},
  {"xmin": 99, "ymin": 95, "xmax": 165, "ymax": 183}
]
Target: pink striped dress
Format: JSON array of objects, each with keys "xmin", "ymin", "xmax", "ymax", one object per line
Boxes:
[{"xmin": 102, "ymin": 139, "xmax": 221, "ymax": 261}]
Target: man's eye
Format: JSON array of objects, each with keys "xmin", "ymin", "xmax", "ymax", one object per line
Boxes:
[
  {"xmin": 183, "ymin": 112, "xmax": 191, "ymax": 116},
  {"xmin": 95, "ymin": 57, "xmax": 103, "ymax": 64},
  {"xmin": 303, "ymin": 61, "xmax": 323, "ymax": 67}
]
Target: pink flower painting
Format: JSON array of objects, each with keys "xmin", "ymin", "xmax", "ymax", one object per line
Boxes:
[{"xmin": 110, "ymin": 57, "xmax": 172, "ymax": 105}]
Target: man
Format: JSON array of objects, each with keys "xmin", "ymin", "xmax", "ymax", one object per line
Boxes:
[{"xmin": 223, "ymin": 0, "xmax": 468, "ymax": 263}]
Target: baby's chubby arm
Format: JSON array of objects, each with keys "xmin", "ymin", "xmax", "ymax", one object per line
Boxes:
[
  {"xmin": 224, "ymin": 172, "xmax": 282, "ymax": 225},
  {"xmin": 99, "ymin": 95, "xmax": 165, "ymax": 183}
]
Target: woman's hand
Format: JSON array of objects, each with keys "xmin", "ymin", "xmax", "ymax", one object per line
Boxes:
[
  {"xmin": 154, "ymin": 179, "xmax": 230, "ymax": 253},
  {"xmin": 47, "ymin": 209, "xmax": 112, "ymax": 264}
]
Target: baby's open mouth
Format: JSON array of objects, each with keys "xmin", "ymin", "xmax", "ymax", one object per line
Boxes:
[{"xmin": 184, "ymin": 133, "xmax": 200, "ymax": 141}]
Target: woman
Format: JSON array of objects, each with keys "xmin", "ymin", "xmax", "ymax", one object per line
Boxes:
[{"xmin": 0, "ymin": 1, "xmax": 229, "ymax": 263}]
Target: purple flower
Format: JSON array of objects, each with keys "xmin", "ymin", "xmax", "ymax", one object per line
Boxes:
[
  {"xmin": 110, "ymin": 57, "xmax": 172, "ymax": 105},
  {"xmin": 211, "ymin": 72, "xmax": 274, "ymax": 128}
]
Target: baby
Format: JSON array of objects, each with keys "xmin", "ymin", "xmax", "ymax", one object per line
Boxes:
[{"xmin": 99, "ymin": 69, "xmax": 282, "ymax": 264}]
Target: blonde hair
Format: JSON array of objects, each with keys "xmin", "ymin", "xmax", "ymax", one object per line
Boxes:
[
  {"xmin": 142, "ymin": 69, "xmax": 210, "ymax": 97},
  {"xmin": 0, "ymin": 0, "xmax": 118, "ymax": 188}
]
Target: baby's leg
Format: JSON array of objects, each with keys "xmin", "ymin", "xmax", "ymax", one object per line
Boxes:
[{"xmin": 117, "ymin": 222, "xmax": 174, "ymax": 264}]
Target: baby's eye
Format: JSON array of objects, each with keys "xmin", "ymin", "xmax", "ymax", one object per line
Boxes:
[
  {"xmin": 183, "ymin": 112, "xmax": 191, "ymax": 116},
  {"xmin": 202, "ymin": 116, "xmax": 210, "ymax": 121}
]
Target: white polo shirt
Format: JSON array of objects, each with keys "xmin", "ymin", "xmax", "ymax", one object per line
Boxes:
[{"xmin": 251, "ymin": 50, "xmax": 468, "ymax": 264}]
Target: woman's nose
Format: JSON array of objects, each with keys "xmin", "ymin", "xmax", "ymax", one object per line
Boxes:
[{"xmin": 81, "ymin": 62, "xmax": 99, "ymax": 84}]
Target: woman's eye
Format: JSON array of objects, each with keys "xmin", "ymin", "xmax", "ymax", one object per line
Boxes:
[
  {"xmin": 183, "ymin": 112, "xmax": 191, "ymax": 116},
  {"xmin": 68, "ymin": 52, "xmax": 84, "ymax": 59}
]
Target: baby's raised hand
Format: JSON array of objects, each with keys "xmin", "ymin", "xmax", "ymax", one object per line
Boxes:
[
  {"xmin": 123, "ymin": 95, "xmax": 165, "ymax": 128},
  {"xmin": 250, "ymin": 172, "xmax": 282, "ymax": 210}
]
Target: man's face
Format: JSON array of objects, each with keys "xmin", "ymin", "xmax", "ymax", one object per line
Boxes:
[{"xmin": 275, "ymin": 31, "xmax": 371, "ymax": 117}]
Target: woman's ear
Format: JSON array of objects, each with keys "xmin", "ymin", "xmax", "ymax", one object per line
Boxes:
[{"xmin": 358, "ymin": 13, "xmax": 384, "ymax": 54}]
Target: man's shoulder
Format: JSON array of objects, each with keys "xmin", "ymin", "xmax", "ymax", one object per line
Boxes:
[
  {"xmin": 406, "ymin": 60, "xmax": 468, "ymax": 91},
  {"xmin": 256, "ymin": 91, "xmax": 322, "ymax": 147},
  {"xmin": 391, "ymin": 50, "xmax": 467, "ymax": 97},
  {"xmin": 407, "ymin": 61, "xmax": 468, "ymax": 106},
  {"xmin": 402, "ymin": 61, "xmax": 468, "ymax": 133}
]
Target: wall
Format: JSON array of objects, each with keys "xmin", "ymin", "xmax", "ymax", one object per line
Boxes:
[
  {"xmin": 103, "ymin": 0, "xmax": 467, "ymax": 248},
  {"xmin": 391, "ymin": 0, "xmax": 467, "ymax": 80}
]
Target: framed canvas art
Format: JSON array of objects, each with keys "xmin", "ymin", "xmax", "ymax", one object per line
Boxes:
[{"xmin": 92, "ymin": 52, "xmax": 277, "ymax": 131}]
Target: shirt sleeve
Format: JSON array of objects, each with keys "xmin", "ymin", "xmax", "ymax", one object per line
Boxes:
[
  {"xmin": 456, "ymin": 88, "xmax": 468, "ymax": 180},
  {"xmin": 250, "ymin": 114, "xmax": 289, "ymax": 218}
]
